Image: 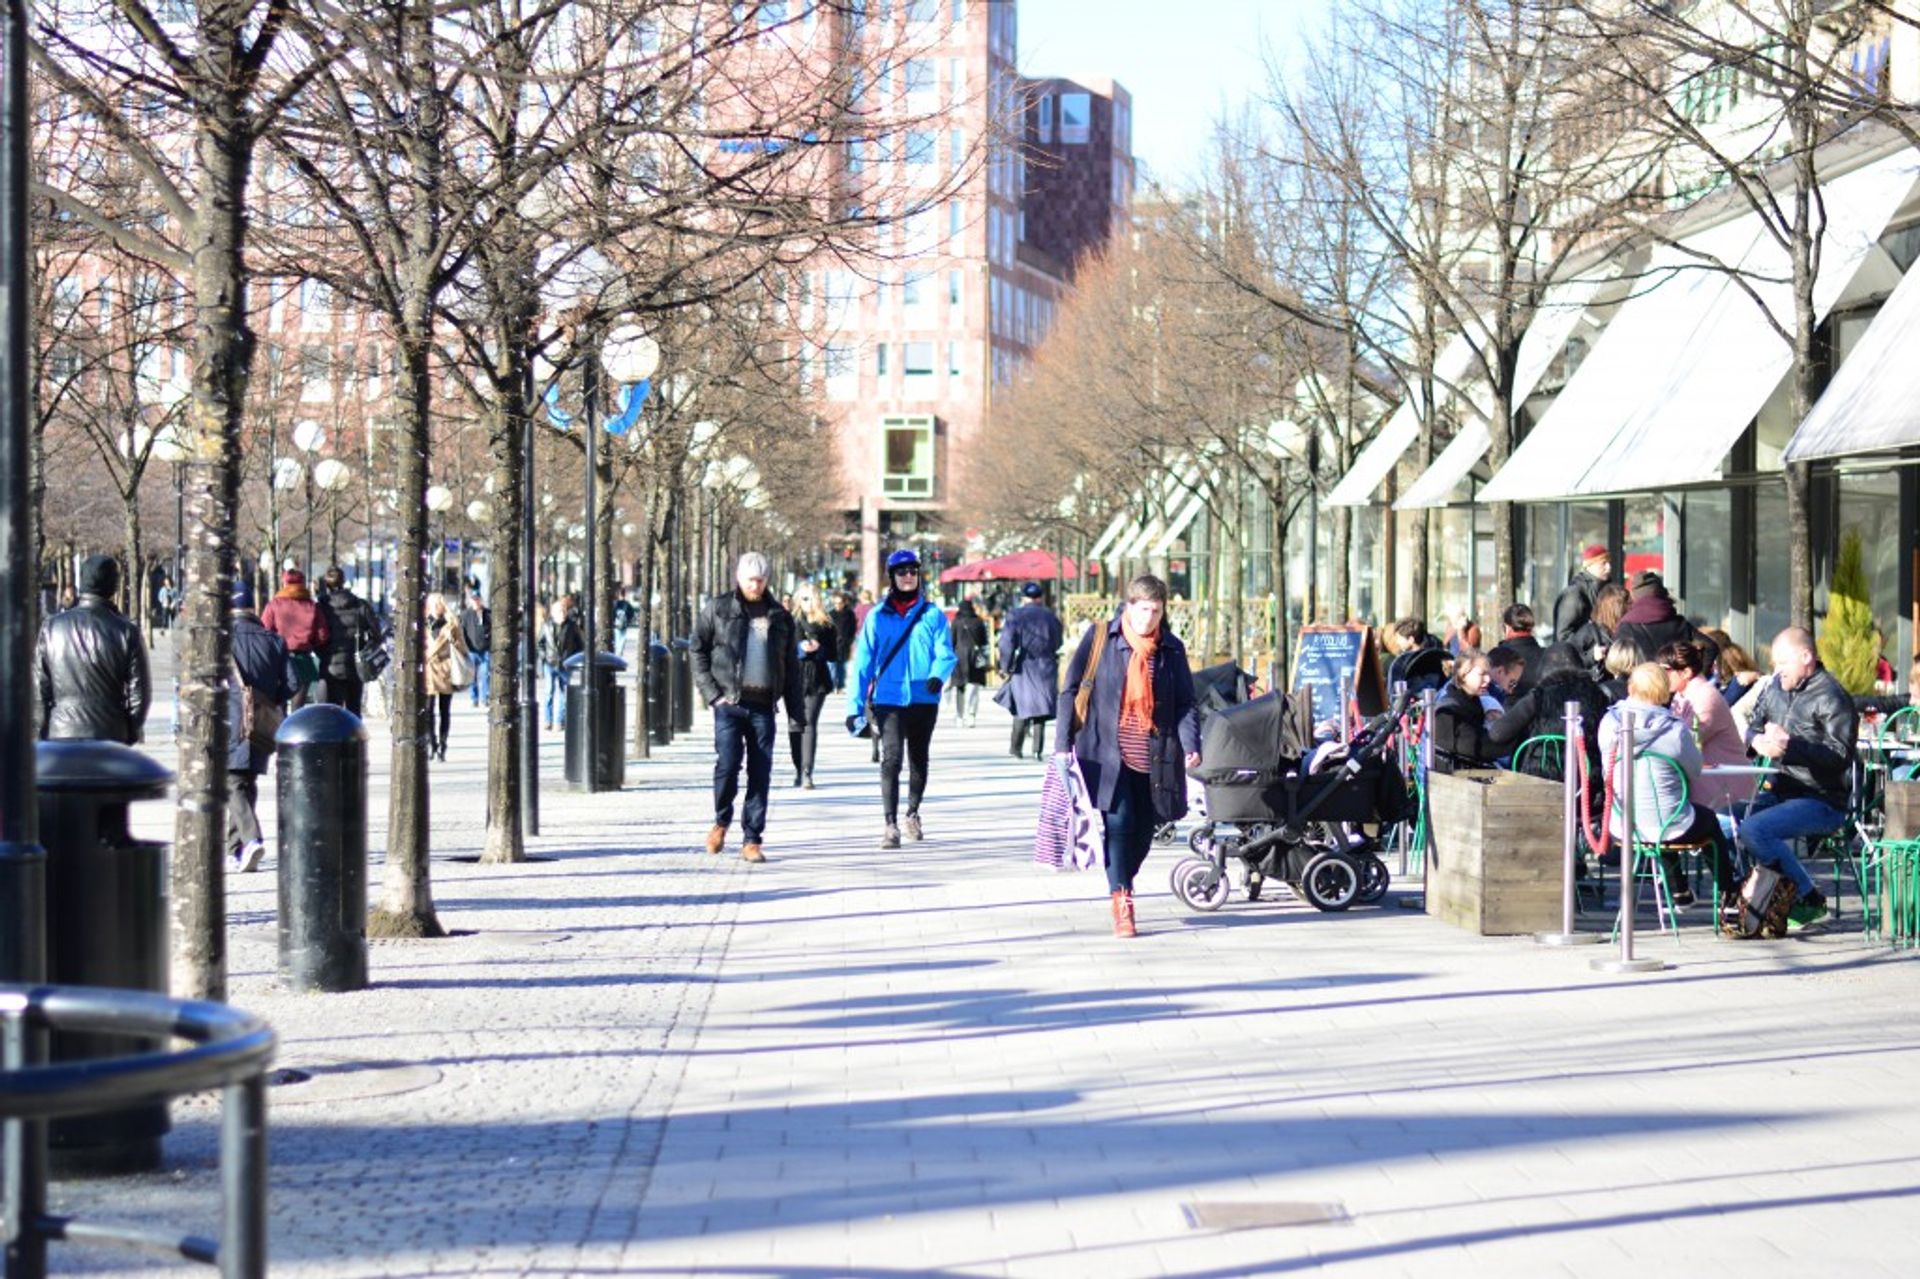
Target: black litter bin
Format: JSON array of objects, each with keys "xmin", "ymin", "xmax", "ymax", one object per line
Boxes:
[
  {"xmin": 648, "ymin": 641, "xmax": 672, "ymax": 746},
  {"xmin": 37, "ymin": 739, "xmax": 173, "ymax": 1174},
  {"xmin": 671, "ymin": 638, "xmax": 694, "ymax": 734},
  {"xmin": 276, "ymin": 705, "xmax": 370, "ymax": 993},
  {"xmin": 565, "ymin": 652, "xmax": 628, "ymax": 791}
]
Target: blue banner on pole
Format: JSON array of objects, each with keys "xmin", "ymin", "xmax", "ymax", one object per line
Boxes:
[
  {"xmin": 543, "ymin": 381, "xmax": 573, "ymax": 431},
  {"xmin": 606, "ymin": 380, "xmax": 648, "ymax": 436}
]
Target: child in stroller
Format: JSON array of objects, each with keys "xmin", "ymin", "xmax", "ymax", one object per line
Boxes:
[{"xmin": 1171, "ymin": 687, "xmax": 1416, "ymax": 913}]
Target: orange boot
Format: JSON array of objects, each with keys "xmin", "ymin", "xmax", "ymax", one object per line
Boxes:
[{"xmin": 1111, "ymin": 890, "xmax": 1137, "ymax": 938}]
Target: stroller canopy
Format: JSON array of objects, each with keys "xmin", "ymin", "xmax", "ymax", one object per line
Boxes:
[
  {"xmin": 1193, "ymin": 662, "xmax": 1256, "ymax": 724},
  {"xmin": 1196, "ymin": 690, "xmax": 1313, "ymax": 785}
]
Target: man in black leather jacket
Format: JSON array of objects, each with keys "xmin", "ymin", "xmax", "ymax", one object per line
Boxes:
[
  {"xmin": 36, "ymin": 554, "xmax": 150, "ymax": 744},
  {"xmin": 317, "ymin": 567, "xmax": 381, "ymax": 716},
  {"xmin": 691, "ymin": 552, "xmax": 804, "ymax": 864},
  {"xmin": 1739, "ymin": 627, "xmax": 1856, "ymax": 930}
]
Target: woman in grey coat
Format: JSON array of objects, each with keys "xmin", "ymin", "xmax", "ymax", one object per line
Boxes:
[{"xmin": 993, "ymin": 583, "xmax": 1063, "ymax": 760}]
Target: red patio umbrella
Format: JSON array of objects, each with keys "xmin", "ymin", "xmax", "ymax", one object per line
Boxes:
[{"xmin": 938, "ymin": 548, "xmax": 1078, "ymax": 584}]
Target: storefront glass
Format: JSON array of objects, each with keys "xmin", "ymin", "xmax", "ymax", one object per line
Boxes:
[
  {"xmin": 1754, "ymin": 480, "xmax": 1792, "ymax": 644},
  {"xmin": 1678, "ymin": 488, "xmax": 1733, "ymax": 632}
]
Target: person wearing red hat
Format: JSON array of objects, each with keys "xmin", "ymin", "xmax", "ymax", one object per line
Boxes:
[
  {"xmin": 1551, "ymin": 543, "xmax": 1611, "ymax": 642},
  {"xmin": 262, "ymin": 568, "xmax": 331, "ymax": 708}
]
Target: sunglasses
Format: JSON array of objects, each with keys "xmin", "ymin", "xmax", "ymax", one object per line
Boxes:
[{"xmin": 892, "ymin": 566, "xmax": 921, "ymax": 575}]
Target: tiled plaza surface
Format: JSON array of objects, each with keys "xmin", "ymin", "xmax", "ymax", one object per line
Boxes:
[{"xmin": 44, "ymin": 638, "xmax": 1920, "ymax": 1276}]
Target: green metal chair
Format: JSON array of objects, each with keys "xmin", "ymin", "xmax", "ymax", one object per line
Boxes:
[{"xmin": 1509, "ymin": 734, "xmax": 1566, "ymax": 779}]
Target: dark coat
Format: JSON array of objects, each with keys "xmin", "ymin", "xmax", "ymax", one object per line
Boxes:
[
  {"xmin": 35, "ymin": 595, "xmax": 151, "ymax": 744},
  {"xmin": 1612, "ymin": 594, "xmax": 1719, "ymax": 671},
  {"xmin": 951, "ymin": 612, "xmax": 990, "ymax": 687},
  {"xmin": 996, "ymin": 602, "xmax": 1063, "ymax": 719},
  {"xmin": 795, "ymin": 617, "xmax": 838, "ymax": 698},
  {"xmin": 319, "ymin": 586, "xmax": 381, "ymax": 681},
  {"xmin": 1054, "ymin": 616, "xmax": 1201, "ymax": 820},
  {"xmin": 691, "ymin": 590, "xmax": 804, "ymax": 720},
  {"xmin": 1500, "ymin": 667, "xmax": 1612, "ymax": 785},
  {"xmin": 229, "ymin": 613, "xmax": 296, "ymax": 773},
  {"xmin": 460, "ymin": 605, "xmax": 491, "ymax": 657},
  {"xmin": 539, "ymin": 614, "xmax": 584, "ymax": 668},
  {"xmin": 830, "ymin": 605, "xmax": 858, "ymax": 658},
  {"xmin": 1552, "ymin": 570, "xmax": 1604, "ymax": 640},
  {"xmin": 1744, "ymin": 665, "xmax": 1857, "ymax": 809},
  {"xmin": 1429, "ymin": 683, "xmax": 1531, "ymax": 774},
  {"xmin": 1502, "ymin": 633, "xmax": 1546, "ymax": 698}
]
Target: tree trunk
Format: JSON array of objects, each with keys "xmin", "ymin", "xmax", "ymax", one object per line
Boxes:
[
  {"xmin": 170, "ymin": 94, "xmax": 256, "ymax": 1003},
  {"xmin": 633, "ymin": 478, "xmax": 659, "ymax": 757},
  {"xmin": 1785, "ymin": 32, "xmax": 1818, "ymax": 631},
  {"xmin": 1330, "ymin": 504, "xmax": 1351, "ymax": 624},
  {"xmin": 481, "ymin": 387, "xmax": 525, "ymax": 864},
  {"xmin": 123, "ymin": 498, "xmax": 143, "ymax": 635}
]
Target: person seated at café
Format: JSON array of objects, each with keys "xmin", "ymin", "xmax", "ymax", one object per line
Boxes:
[
  {"xmin": 1497, "ymin": 642, "xmax": 1612, "ymax": 786},
  {"xmin": 1599, "ymin": 638, "xmax": 1637, "ymax": 704},
  {"xmin": 1597, "ymin": 662, "xmax": 1736, "ymax": 909},
  {"xmin": 1430, "ymin": 648, "xmax": 1532, "ymax": 774},
  {"xmin": 1570, "ymin": 583, "xmax": 1629, "ymax": 675},
  {"xmin": 1704, "ymin": 628, "xmax": 1763, "ymax": 709},
  {"xmin": 1485, "ymin": 643, "xmax": 1526, "ymax": 713},
  {"xmin": 1613, "ymin": 571, "xmax": 1720, "ymax": 670},
  {"xmin": 1499, "ymin": 604, "xmax": 1545, "ymax": 696},
  {"xmin": 1658, "ymin": 639, "xmax": 1755, "ymax": 814},
  {"xmin": 1738, "ymin": 627, "xmax": 1856, "ymax": 930}
]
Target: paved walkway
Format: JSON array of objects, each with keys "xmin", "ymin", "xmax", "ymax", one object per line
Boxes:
[{"xmin": 48, "ymin": 662, "xmax": 1920, "ymax": 1276}]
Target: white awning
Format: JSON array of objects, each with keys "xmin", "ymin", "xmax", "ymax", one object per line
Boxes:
[
  {"xmin": 1482, "ymin": 148, "xmax": 1919, "ymax": 502},
  {"xmin": 1088, "ymin": 507, "xmax": 1133, "ymax": 562},
  {"xmin": 1396, "ymin": 270, "xmax": 1615, "ymax": 509},
  {"xmin": 1785, "ymin": 225, "xmax": 1920, "ymax": 461},
  {"xmin": 1150, "ymin": 488, "xmax": 1208, "ymax": 556},
  {"xmin": 1324, "ymin": 331, "xmax": 1477, "ymax": 507},
  {"xmin": 1577, "ymin": 152, "xmax": 1918, "ymax": 491}
]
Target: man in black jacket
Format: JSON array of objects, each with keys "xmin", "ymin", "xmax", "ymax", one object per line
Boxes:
[
  {"xmin": 1739, "ymin": 627, "xmax": 1855, "ymax": 930},
  {"xmin": 1612, "ymin": 571, "xmax": 1719, "ymax": 671},
  {"xmin": 317, "ymin": 567, "xmax": 381, "ymax": 716},
  {"xmin": 1551, "ymin": 545, "xmax": 1611, "ymax": 640},
  {"xmin": 36, "ymin": 553, "xmax": 150, "ymax": 744},
  {"xmin": 460, "ymin": 591, "xmax": 491, "ymax": 707},
  {"xmin": 1498, "ymin": 603, "xmax": 1545, "ymax": 697},
  {"xmin": 692, "ymin": 552, "xmax": 804, "ymax": 864},
  {"xmin": 228, "ymin": 578, "xmax": 297, "ymax": 873}
]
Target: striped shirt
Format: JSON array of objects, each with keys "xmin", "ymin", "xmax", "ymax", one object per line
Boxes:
[{"xmin": 1116, "ymin": 650, "xmax": 1155, "ymax": 772}]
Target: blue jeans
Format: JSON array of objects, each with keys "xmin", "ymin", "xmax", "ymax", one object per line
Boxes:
[
  {"xmin": 828, "ymin": 660, "xmax": 844, "ymax": 691},
  {"xmin": 1101, "ymin": 766, "xmax": 1156, "ymax": 893},
  {"xmin": 469, "ymin": 651, "xmax": 491, "ymax": 705},
  {"xmin": 1737, "ymin": 791, "xmax": 1845, "ymax": 896},
  {"xmin": 545, "ymin": 663, "xmax": 569, "ymax": 728},
  {"xmin": 713, "ymin": 701, "xmax": 777, "ymax": 840}
]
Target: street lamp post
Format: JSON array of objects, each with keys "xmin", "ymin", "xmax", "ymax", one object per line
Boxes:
[
  {"xmin": 292, "ymin": 419, "xmax": 326, "ymax": 577},
  {"xmin": 315, "ymin": 458, "xmax": 352, "ymax": 567},
  {"xmin": 425, "ymin": 484, "xmax": 454, "ymax": 596}
]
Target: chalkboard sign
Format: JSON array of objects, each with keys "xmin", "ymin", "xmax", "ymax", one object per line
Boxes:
[{"xmin": 1290, "ymin": 625, "xmax": 1386, "ymax": 732}]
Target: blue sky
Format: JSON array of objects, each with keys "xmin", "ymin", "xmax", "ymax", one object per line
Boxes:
[{"xmin": 1017, "ymin": 0, "xmax": 1333, "ymax": 188}]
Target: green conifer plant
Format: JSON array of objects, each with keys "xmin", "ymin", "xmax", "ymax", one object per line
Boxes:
[{"xmin": 1819, "ymin": 529, "xmax": 1880, "ymax": 695}]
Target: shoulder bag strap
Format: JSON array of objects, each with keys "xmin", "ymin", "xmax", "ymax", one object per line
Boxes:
[{"xmin": 1072, "ymin": 622, "xmax": 1109, "ymax": 732}]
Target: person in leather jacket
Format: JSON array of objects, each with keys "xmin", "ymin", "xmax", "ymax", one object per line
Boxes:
[
  {"xmin": 691, "ymin": 553, "xmax": 804, "ymax": 863},
  {"xmin": 1739, "ymin": 627, "xmax": 1857, "ymax": 929},
  {"xmin": 317, "ymin": 567, "xmax": 381, "ymax": 716},
  {"xmin": 36, "ymin": 554, "xmax": 150, "ymax": 744}
]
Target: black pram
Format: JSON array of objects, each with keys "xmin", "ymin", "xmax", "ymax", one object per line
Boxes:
[{"xmin": 1170, "ymin": 688, "xmax": 1415, "ymax": 913}]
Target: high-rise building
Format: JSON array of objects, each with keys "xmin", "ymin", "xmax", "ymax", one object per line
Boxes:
[{"xmin": 807, "ymin": 1, "xmax": 1133, "ymax": 587}]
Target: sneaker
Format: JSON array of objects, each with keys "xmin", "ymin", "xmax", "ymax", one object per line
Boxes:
[
  {"xmin": 1787, "ymin": 894, "xmax": 1829, "ymax": 932},
  {"xmin": 903, "ymin": 813, "xmax": 923, "ymax": 842},
  {"xmin": 233, "ymin": 840, "xmax": 265, "ymax": 874},
  {"xmin": 880, "ymin": 823, "xmax": 901, "ymax": 850},
  {"xmin": 1671, "ymin": 888, "xmax": 1697, "ymax": 908}
]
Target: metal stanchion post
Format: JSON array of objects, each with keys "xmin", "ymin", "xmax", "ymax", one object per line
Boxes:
[
  {"xmin": 1593, "ymin": 707, "xmax": 1666, "ymax": 973},
  {"xmin": 1338, "ymin": 673, "xmax": 1352, "ymax": 741},
  {"xmin": 1537, "ymin": 700, "xmax": 1602, "ymax": 946},
  {"xmin": 1399, "ymin": 687, "xmax": 1437, "ymax": 911}
]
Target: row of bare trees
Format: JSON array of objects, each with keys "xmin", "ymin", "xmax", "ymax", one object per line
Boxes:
[
  {"xmin": 28, "ymin": 0, "xmax": 979, "ymax": 998},
  {"xmin": 966, "ymin": 0, "xmax": 1918, "ymax": 640}
]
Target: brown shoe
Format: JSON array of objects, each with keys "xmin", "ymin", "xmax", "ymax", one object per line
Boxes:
[
  {"xmin": 705, "ymin": 824, "xmax": 728, "ymax": 855},
  {"xmin": 1111, "ymin": 890, "xmax": 1136, "ymax": 938},
  {"xmin": 741, "ymin": 842, "xmax": 767, "ymax": 864}
]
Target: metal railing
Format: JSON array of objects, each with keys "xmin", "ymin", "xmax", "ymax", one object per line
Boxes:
[{"xmin": 0, "ymin": 984, "xmax": 276, "ymax": 1279}]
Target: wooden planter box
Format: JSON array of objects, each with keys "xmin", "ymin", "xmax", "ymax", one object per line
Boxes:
[{"xmin": 1425, "ymin": 769, "xmax": 1567, "ymax": 936}]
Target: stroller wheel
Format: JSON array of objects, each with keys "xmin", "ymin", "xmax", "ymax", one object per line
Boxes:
[
  {"xmin": 1153, "ymin": 822, "xmax": 1181, "ymax": 845},
  {"xmin": 1356, "ymin": 855, "xmax": 1391, "ymax": 904},
  {"xmin": 1299, "ymin": 851, "xmax": 1361, "ymax": 912},
  {"xmin": 1187, "ymin": 825, "xmax": 1216, "ymax": 856},
  {"xmin": 1170, "ymin": 857, "xmax": 1230, "ymax": 913}
]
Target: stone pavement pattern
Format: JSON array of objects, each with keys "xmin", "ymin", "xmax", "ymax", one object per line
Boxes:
[{"xmin": 46, "ymin": 657, "xmax": 1920, "ymax": 1276}]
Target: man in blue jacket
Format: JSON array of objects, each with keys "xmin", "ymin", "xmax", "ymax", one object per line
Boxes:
[{"xmin": 846, "ymin": 549, "xmax": 956, "ymax": 848}]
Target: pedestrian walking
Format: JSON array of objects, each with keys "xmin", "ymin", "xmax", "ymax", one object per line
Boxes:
[
  {"xmin": 829, "ymin": 591, "xmax": 857, "ymax": 691},
  {"xmin": 35, "ymin": 553, "xmax": 151, "ymax": 744},
  {"xmin": 612, "ymin": 588, "xmax": 637, "ymax": 659},
  {"xmin": 950, "ymin": 598, "xmax": 989, "ymax": 727},
  {"xmin": 261, "ymin": 568, "xmax": 330, "ymax": 709},
  {"xmin": 692, "ymin": 553, "xmax": 806, "ymax": 863},
  {"xmin": 228, "ymin": 578, "xmax": 295, "ymax": 873},
  {"xmin": 1054, "ymin": 574, "xmax": 1200, "ymax": 938},
  {"xmin": 424, "ymin": 592, "xmax": 469, "ymax": 761},
  {"xmin": 461, "ymin": 591, "xmax": 492, "ymax": 707},
  {"xmin": 539, "ymin": 596, "xmax": 584, "ymax": 729},
  {"xmin": 316, "ymin": 566, "xmax": 380, "ymax": 717},
  {"xmin": 790, "ymin": 591, "xmax": 837, "ymax": 789},
  {"xmin": 994, "ymin": 582, "xmax": 1063, "ymax": 760},
  {"xmin": 846, "ymin": 549, "xmax": 956, "ymax": 849}
]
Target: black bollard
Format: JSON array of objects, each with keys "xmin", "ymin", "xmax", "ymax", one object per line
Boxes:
[
  {"xmin": 566, "ymin": 653, "xmax": 628, "ymax": 791},
  {"xmin": 275, "ymin": 705, "xmax": 369, "ymax": 993},
  {"xmin": 671, "ymin": 637, "xmax": 694, "ymax": 735},
  {"xmin": 37, "ymin": 739, "xmax": 173, "ymax": 1174},
  {"xmin": 648, "ymin": 641, "xmax": 672, "ymax": 747}
]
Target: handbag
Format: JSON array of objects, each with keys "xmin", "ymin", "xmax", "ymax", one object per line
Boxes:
[
  {"xmin": 355, "ymin": 638, "xmax": 391, "ymax": 683},
  {"xmin": 846, "ymin": 602, "xmax": 926, "ymax": 738},
  {"xmin": 448, "ymin": 640, "xmax": 475, "ymax": 690},
  {"xmin": 970, "ymin": 644, "xmax": 989, "ymax": 675}
]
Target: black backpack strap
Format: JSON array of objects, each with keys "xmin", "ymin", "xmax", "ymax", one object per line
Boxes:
[{"xmin": 863, "ymin": 601, "xmax": 927, "ymax": 707}]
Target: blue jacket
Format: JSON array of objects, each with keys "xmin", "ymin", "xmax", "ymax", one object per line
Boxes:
[
  {"xmin": 229, "ymin": 613, "xmax": 297, "ymax": 774},
  {"xmin": 848, "ymin": 595, "xmax": 956, "ymax": 709}
]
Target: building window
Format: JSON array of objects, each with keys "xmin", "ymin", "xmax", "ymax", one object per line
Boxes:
[
  {"xmin": 947, "ymin": 58, "xmax": 963, "ymax": 108},
  {"xmin": 950, "ymin": 0, "xmax": 963, "ymax": 24},
  {"xmin": 875, "ymin": 342, "xmax": 888, "ymax": 376},
  {"xmin": 903, "ymin": 131, "xmax": 934, "ymax": 171},
  {"xmin": 899, "ymin": 270, "xmax": 929, "ymax": 309},
  {"xmin": 905, "ymin": 0, "xmax": 936, "ymax": 22},
  {"xmin": 1059, "ymin": 91, "xmax": 1091, "ymax": 144},
  {"xmin": 299, "ymin": 343, "xmax": 331, "ymax": 401},
  {"xmin": 947, "ymin": 340, "xmax": 962, "ymax": 377},
  {"xmin": 948, "ymin": 270, "xmax": 962, "ymax": 307},
  {"xmin": 824, "ymin": 342, "xmax": 856, "ymax": 401},
  {"xmin": 882, "ymin": 414, "xmax": 936, "ymax": 497},
  {"xmin": 950, "ymin": 128, "xmax": 964, "ymax": 176},
  {"xmin": 904, "ymin": 58, "xmax": 935, "ymax": 108},
  {"xmin": 1037, "ymin": 94, "xmax": 1052, "ymax": 144},
  {"xmin": 299, "ymin": 278, "xmax": 331, "ymax": 332},
  {"xmin": 902, "ymin": 341, "xmax": 935, "ymax": 397},
  {"xmin": 948, "ymin": 199, "xmax": 962, "ymax": 247}
]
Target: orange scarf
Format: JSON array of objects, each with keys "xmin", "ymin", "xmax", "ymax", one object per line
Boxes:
[{"xmin": 1118, "ymin": 615, "xmax": 1159, "ymax": 735}]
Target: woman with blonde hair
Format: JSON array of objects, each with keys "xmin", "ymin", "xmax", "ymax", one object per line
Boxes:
[
  {"xmin": 424, "ymin": 592, "xmax": 468, "ymax": 761},
  {"xmin": 789, "ymin": 591, "xmax": 837, "ymax": 789}
]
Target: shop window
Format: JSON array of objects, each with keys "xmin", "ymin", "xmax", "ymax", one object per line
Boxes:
[{"xmin": 882, "ymin": 415, "xmax": 937, "ymax": 497}]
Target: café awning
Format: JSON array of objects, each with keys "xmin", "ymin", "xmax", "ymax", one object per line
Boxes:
[
  {"xmin": 1785, "ymin": 215, "xmax": 1920, "ymax": 461},
  {"xmin": 1325, "ymin": 331, "xmax": 1478, "ymax": 507}
]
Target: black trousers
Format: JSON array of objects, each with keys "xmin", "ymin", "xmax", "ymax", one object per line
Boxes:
[
  {"xmin": 789, "ymin": 690, "xmax": 829, "ymax": 778},
  {"xmin": 321, "ymin": 674, "xmax": 364, "ymax": 718},
  {"xmin": 1011, "ymin": 715, "xmax": 1052, "ymax": 758},
  {"xmin": 225, "ymin": 771, "xmax": 262, "ymax": 856},
  {"xmin": 875, "ymin": 702, "xmax": 939, "ymax": 822},
  {"xmin": 431, "ymin": 693, "xmax": 452, "ymax": 751},
  {"xmin": 1658, "ymin": 802, "xmax": 1740, "ymax": 892}
]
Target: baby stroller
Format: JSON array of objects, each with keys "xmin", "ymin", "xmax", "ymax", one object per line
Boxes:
[
  {"xmin": 1151, "ymin": 661, "xmax": 1259, "ymax": 848},
  {"xmin": 1171, "ymin": 687, "xmax": 1415, "ymax": 913}
]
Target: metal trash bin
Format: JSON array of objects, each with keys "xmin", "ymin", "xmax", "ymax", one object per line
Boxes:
[
  {"xmin": 565, "ymin": 652, "xmax": 628, "ymax": 791},
  {"xmin": 36, "ymin": 740, "xmax": 173, "ymax": 1174},
  {"xmin": 276, "ymin": 705, "xmax": 370, "ymax": 993},
  {"xmin": 671, "ymin": 637, "xmax": 694, "ymax": 734},
  {"xmin": 648, "ymin": 642, "xmax": 672, "ymax": 746}
]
